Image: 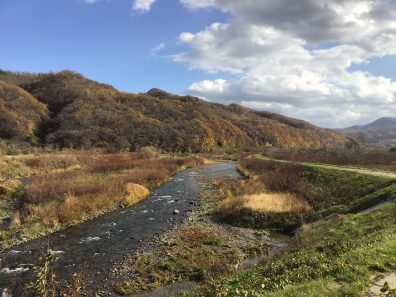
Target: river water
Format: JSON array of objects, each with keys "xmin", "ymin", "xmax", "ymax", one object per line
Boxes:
[{"xmin": 0, "ymin": 162, "xmax": 240, "ymax": 294}]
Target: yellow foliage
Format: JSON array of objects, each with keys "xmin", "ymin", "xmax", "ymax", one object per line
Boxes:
[
  {"xmin": 220, "ymin": 192, "xmax": 310, "ymax": 214},
  {"xmin": 201, "ymin": 158, "xmax": 216, "ymax": 165},
  {"xmin": 124, "ymin": 183, "xmax": 150, "ymax": 206}
]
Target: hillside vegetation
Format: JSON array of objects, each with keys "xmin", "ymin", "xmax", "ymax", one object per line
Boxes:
[
  {"xmin": 0, "ymin": 80, "xmax": 49, "ymax": 143},
  {"xmin": 0, "ymin": 70, "xmax": 355, "ymax": 153}
]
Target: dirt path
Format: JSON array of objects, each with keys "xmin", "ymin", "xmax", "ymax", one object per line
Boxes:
[
  {"xmin": 258, "ymin": 155, "xmax": 396, "ymax": 179},
  {"xmin": 367, "ymin": 272, "xmax": 396, "ymax": 296}
]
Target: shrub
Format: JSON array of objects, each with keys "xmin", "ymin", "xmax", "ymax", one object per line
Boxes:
[
  {"xmin": 218, "ymin": 192, "xmax": 309, "ymax": 232},
  {"xmin": 137, "ymin": 146, "xmax": 159, "ymax": 158},
  {"xmin": 57, "ymin": 194, "xmax": 81, "ymax": 223},
  {"xmin": 87, "ymin": 154, "xmax": 140, "ymax": 173},
  {"xmin": 0, "ymin": 179, "xmax": 23, "ymax": 197},
  {"xmin": 123, "ymin": 183, "xmax": 149, "ymax": 206}
]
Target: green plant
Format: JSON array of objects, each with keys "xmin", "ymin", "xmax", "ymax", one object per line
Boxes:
[{"xmin": 28, "ymin": 249, "xmax": 59, "ymax": 297}]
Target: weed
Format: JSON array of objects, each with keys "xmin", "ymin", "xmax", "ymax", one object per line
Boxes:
[
  {"xmin": 1, "ymin": 154, "xmax": 204, "ymax": 248},
  {"xmin": 184, "ymin": 205, "xmax": 396, "ymax": 297},
  {"xmin": 114, "ymin": 226, "xmax": 242, "ymax": 295},
  {"xmin": 216, "ymin": 157, "xmax": 396, "ymax": 231}
]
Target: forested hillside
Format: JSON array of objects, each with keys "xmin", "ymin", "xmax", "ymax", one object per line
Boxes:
[
  {"xmin": 0, "ymin": 80, "xmax": 48, "ymax": 142},
  {"xmin": 0, "ymin": 70, "xmax": 356, "ymax": 152}
]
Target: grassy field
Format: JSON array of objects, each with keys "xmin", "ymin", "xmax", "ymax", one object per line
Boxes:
[
  {"xmin": 114, "ymin": 225, "xmax": 243, "ymax": 295},
  {"xmin": 178, "ymin": 156, "xmax": 396, "ymax": 297},
  {"xmin": 0, "ymin": 151, "xmax": 204, "ymax": 248},
  {"xmin": 218, "ymin": 157, "xmax": 396, "ymax": 232},
  {"xmin": 265, "ymin": 148, "xmax": 396, "ymax": 172},
  {"xmin": 112, "ymin": 157, "xmax": 396, "ymax": 296},
  {"xmin": 182, "ymin": 203, "xmax": 396, "ymax": 297}
]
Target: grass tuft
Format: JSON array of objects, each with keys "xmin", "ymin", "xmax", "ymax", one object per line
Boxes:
[
  {"xmin": 124, "ymin": 183, "xmax": 150, "ymax": 206},
  {"xmin": 219, "ymin": 192, "xmax": 310, "ymax": 215}
]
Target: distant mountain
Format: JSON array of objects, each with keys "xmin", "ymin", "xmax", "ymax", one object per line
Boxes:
[
  {"xmin": 0, "ymin": 70, "xmax": 356, "ymax": 152},
  {"xmin": 339, "ymin": 117, "xmax": 396, "ymax": 147}
]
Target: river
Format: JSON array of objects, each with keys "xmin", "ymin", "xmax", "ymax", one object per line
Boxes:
[{"xmin": 0, "ymin": 162, "xmax": 240, "ymax": 295}]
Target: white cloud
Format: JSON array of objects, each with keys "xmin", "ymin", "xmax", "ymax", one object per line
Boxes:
[
  {"xmin": 84, "ymin": 0, "xmax": 97, "ymax": 3},
  {"xmin": 83, "ymin": 0, "xmax": 110, "ymax": 4},
  {"xmin": 151, "ymin": 43, "xmax": 165, "ymax": 52},
  {"xmin": 174, "ymin": 0, "xmax": 396, "ymax": 128},
  {"xmin": 132, "ymin": 0, "xmax": 156, "ymax": 13}
]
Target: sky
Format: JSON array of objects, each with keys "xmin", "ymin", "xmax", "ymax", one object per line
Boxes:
[{"xmin": 1, "ymin": 0, "xmax": 396, "ymax": 128}]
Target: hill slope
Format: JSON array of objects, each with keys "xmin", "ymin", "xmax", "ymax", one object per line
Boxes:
[
  {"xmin": 0, "ymin": 80, "xmax": 49, "ymax": 142},
  {"xmin": 339, "ymin": 117, "xmax": 396, "ymax": 147},
  {"xmin": 1, "ymin": 70, "xmax": 355, "ymax": 152}
]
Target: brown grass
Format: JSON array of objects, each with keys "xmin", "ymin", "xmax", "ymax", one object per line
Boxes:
[
  {"xmin": 216, "ymin": 158, "xmax": 315, "ymax": 231},
  {"xmin": 1, "ymin": 154, "xmax": 205, "ymax": 244},
  {"xmin": 57, "ymin": 194, "xmax": 81, "ymax": 223},
  {"xmin": 124, "ymin": 183, "xmax": 149, "ymax": 206},
  {"xmin": 0, "ymin": 152, "xmax": 207, "ymax": 249},
  {"xmin": 238, "ymin": 158, "xmax": 308, "ymax": 193},
  {"xmin": 266, "ymin": 148, "xmax": 396, "ymax": 169},
  {"xmin": 220, "ymin": 193, "xmax": 310, "ymax": 215},
  {"xmin": 115, "ymin": 226, "xmax": 242, "ymax": 295}
]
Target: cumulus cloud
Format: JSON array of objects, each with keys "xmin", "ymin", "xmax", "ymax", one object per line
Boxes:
[
  {"xmin": 132, "ymin": 0, "xmax": 156, "ymax": 13},
  {"xmin": 175, "ymin": 0, "xmax": 396, "ymax": 128}
]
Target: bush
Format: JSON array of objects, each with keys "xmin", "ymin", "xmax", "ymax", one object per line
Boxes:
[
  {"xmin": 137, "ymin": 146, "xmax": 159, "ymax": 158},
  {"xmin": 0, "ymin": 179, "xmax": 23, "ymax": 197},
  {"xmin": 123, "ymin": 183, "xmax": 149, "ymax": 206}
]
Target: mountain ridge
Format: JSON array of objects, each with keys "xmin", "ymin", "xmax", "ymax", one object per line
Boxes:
[
  {"xmin": 339, "ymin": 117, "xmax": 396, "ymax": 147},
  {"xmin": 0, "ymin": 70, "xmax": 356, "ymax": 152}
]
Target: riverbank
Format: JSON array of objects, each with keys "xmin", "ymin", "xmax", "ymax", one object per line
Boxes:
[
  {"xmin": 178, "ymin": 157, "xmax": 396, "ymax": 297},
  {"xmin": 0, "ymin": 153, "xmax": 205, "ymax": 249},
  {"xmin": 0, "ymin": 162, "xmax": 236, "ymax": 296},
  {"xmin": 110, "ymin": 163, "xmax": 290, "ymax": 296}
]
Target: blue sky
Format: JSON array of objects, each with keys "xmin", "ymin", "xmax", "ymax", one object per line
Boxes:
[
  {"xmin": 0, "ymin": 0, "xmax": 229, "ymax": 93},
  {"xmin": 1, "ymin": 0, "xmax": 396, "ymax": 128}
]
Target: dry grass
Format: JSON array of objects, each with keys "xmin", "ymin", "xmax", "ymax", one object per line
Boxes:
[
  {"xmin": 0, "ymin": 154, "xmax": 205, "ymax": 247},
  {"xmin": 266, "ymin": 148, "xmax": 396, "ymax": 170},
  {"xmin": 0, "ymin": 179, "xmax": 23, "ymax": 197},
  {"xmin": 124, "ymin": 183, "xmax": 150, "ymax": 206},
  {"xmin": 115, "ymin": 226, "xmax": 242, "ymax": 295},
  {"xmin": 238, "ymin": 158, "xmax": 307, "ymax": 193},
  {"xmin": 217, "ymin": 156, "xmax": 394, "ymax": 232},
  {"xmin": 0, "ymin": 157, "xmax": 30, "ymax": 180},
  {"xmin": 220, "ymin": 193, "xmax": 310, "ymax": 215}
]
